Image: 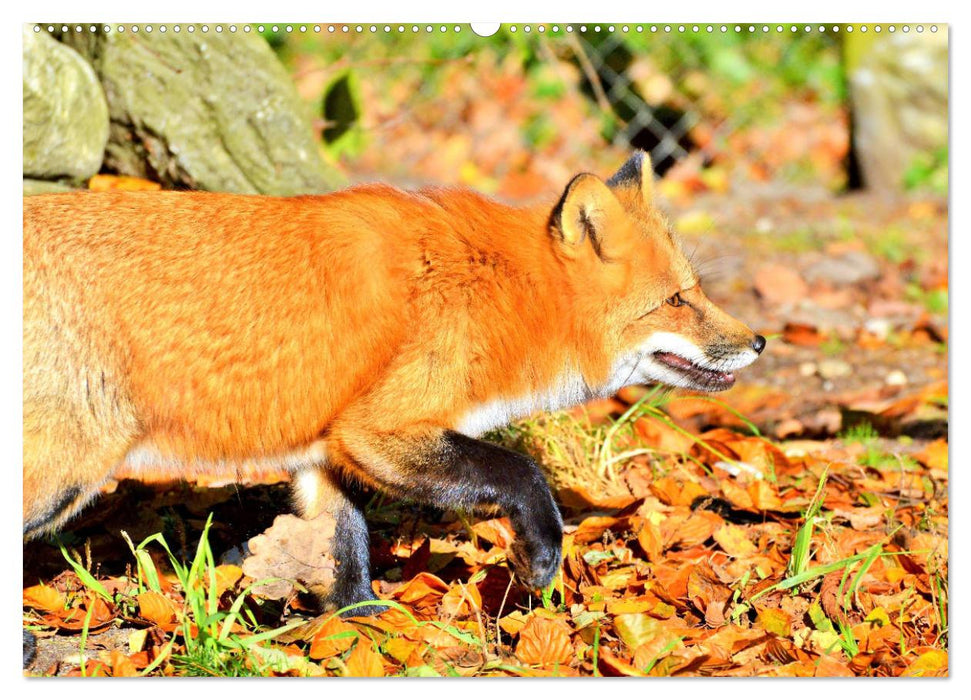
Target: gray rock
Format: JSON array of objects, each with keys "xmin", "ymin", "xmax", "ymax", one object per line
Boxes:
[
  {"xmin": 62, "ymin": 28, "xmax": 343, "ymax": 195},
  {"xmin": 804, "ymin": 250, "xmax": 881, "ymax": 286},
  {"xmin": 848, "ymin": 30, "xmax": 948, "ymax": 193},
  {"xmin": 23, "ymin": 178, "xmax": 78, "ymax": 196},
  {"xmin": 23, "ymin": 27, "xmax": 109, "ymax": 180}
]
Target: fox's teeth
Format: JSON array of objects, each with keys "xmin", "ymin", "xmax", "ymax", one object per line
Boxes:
[{"xmin": 652, "ymin": 351, "xmax": 736, "ymax": 390}]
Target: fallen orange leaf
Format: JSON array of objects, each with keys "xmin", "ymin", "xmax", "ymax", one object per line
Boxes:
[
  {"xmin": 137, "ymin": 591, "xmax": 180, "ymax": 629},
  {"xmin": 308, "ymin": 615, "xmax": 358, "ymax": 660},
  {"xmin": 88, "ymin": 174, "xmax": 161, "ymax": 191},
  {"xmin": 902, "ymin": 649, "xmax": 948, "ymax": 677},
  {"xmin": 23, "ymin": 583, "xmax": 66, "ymax": 613},
  {"xmin": 109, "ymin": 649, "xmax": 140, "ymax": 677},
  {"xmin": 516, "ymin": 616, "xmax": 574, "ymax": 667},
  {"xmin": 343, "ymin": 640, "xmax": 385, "ymax": 677}
]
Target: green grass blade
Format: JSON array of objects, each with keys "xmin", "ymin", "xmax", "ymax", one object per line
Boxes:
[{"xmin": 58, "ymin": 542, "xmax": 111, "ymax": 601}]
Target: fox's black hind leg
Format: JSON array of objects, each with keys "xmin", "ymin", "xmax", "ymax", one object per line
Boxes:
[{"xmin": 291, "ymin": 466, "xmax": 386, "ymax": 616}]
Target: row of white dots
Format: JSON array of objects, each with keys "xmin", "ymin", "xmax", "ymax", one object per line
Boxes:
[{"xmin": 35, "ymin": 24, "xmax": 940, "ymax": 35}]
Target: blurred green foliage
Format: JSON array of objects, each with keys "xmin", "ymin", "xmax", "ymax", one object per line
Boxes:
[
  {"xmin": 268, "ymin": 24, "xmax": 843, "ymax": 125},
  {"xmin": 904, "ymin": 147, "xmax": 948, "ymax": 196}
]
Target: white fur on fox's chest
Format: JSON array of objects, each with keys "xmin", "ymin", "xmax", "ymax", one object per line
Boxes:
[{"xmin": 454, "ymin": 358, "xmax": 638, "ymax": 437}]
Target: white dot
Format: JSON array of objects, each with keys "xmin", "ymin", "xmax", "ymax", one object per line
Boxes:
[
  {"xmin": 61, "ymin": 25, "xmax": 68, "ymax": 32},
  {"xmin": 664, "ymin": 25, "xmax": 671, "ymax": 33},
  {"xmin": 903, "ymin": 25, "xmax": 910, "ymax": 32},
  {"xmin": 622, "ymin": 25, "xmax": 628, "ymax": 33},
  {"xmin": 594, "ymin": 25, "xmax": 601, "ymax": 32},
  {"xmin": 566, "ymin": 25, "xmax": 573, "ymax": 33},
  {"xmin": 314, "ymin": 26, "xmax": 321, "ymax": 33},
  {"xmin": 819, "ymin": 25, "xmax": 826, "ymax": 32},
  {"xmin": 846, "ymin": 25, "xmax": 854, "ymax": 32},
  {"xmin": 425, "ymin": 25, "xmax": 432, "ymax": 32},
  {"xmin": 33, "ymin": 25, "xmax": 39, "ymax": 32},
  {"xmin": 356, "ymin": 25, "xmax": 363, "ymax": 33},
  {"xmin": 931, "ymin": 25, "xmax": 938, "ymax": 33},
  {"xmin": 874, "ymin": 25, "xmax": 882, "ymax": 33},
  {"xmin": 776, "ymin": 25, "xmax": 784, "ymax": 32},
  {"xmin": 369, "ymin": 25, "xmax": 376, "ymax": 33},
  {"xmin": 762, "ymin": 25, "xmax": 769, "ymax": 33},
  {"xmin": 650, "ymin": 26, "xmax": 657, "ymax": 33},
  {"xmin": 131, "ymin": 25, "xmax": 138, "ymax": 33},
  {"xmin": 860, "ymin": 25, "xmax": 868, "ymax": 32},
  {"xmin": 117, "ymin": 25, "xmax": 124, "ymax": 33},
  {"xmin": 243, "ymin": 26, "xmax": 251, "ymax": 33},
  {"xmin": 229, "ymin": 25, "xmax": 236, "ymax": 33},
  {"xmin": 917, "ymin": 25, "xmax": 924, "ymax": 33},
  {"xmin": 159, "ymin": 25, "xmax": 167, "ymax": 33},
  {"xmin": 539, "ymin": 25, "xmax": 547, "ymax": 33},
  {"xmin": 145, "ymin": 25, "xmax": 153, "ymax": 33},
  {"xmin": 74, "ymin": 25, "xmax": 82, "ymax": 32},
  {"xmin": 678, "ymin": 25, "xmax": 685, "ymax": 33},
  {"xmin": 720, "ymin": 25, "xmax": 727, "ymax": 33},
  {"xmin": 706, "ymin": 25, "xmax": 713, "ymax": 33}
]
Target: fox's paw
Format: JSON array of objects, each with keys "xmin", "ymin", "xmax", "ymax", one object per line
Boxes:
[
  {"xmin": 508, "ymin": 522, "xmax": 563, "ymax": 589},
  {"xmin": 328, "ymin": 581, "xmax": 390, "ymax": 618},
  {"xmin": 23, "ymin": 629, "xmax": 37, "ymax": 668},
  {"xmin": 508, "ymin": 536, "xmax": 562, "ymax": 589}
]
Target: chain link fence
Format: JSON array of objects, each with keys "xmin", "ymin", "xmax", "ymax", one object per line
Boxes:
[{"xmin": 275, "ymin": 25, "xmax": 847, "ymax": 198}]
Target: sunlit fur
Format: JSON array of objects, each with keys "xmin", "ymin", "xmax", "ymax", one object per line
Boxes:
[{"xmin": 22, "ymin": 153, "xmax": 761, "ymax": 537}]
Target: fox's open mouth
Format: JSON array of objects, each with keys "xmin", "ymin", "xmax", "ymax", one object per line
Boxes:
[{"xmin": 653, "ymin": 351, "xmax": 736, "ymax": 391}]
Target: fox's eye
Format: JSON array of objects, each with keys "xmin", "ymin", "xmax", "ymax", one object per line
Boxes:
[{"xmin": 666, "ymin": 292, "xmax": 683, "ymax": 307}]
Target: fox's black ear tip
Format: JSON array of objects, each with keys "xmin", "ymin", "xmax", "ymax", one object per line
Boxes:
[{"xmin": 607, "ymin": 152, "xmax": 646, "ymax": 188}]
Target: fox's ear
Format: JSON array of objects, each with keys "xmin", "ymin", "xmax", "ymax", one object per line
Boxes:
[
  {"xmin": 606, "ymin": 151, "xmax": 654, "ymax": 204},
  {"xmin": 550, "ymin": 173, "xmax": 626, "ymax": 260}
]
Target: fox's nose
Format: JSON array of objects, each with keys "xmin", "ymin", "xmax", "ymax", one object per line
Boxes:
[{"xmin": 752, "ymin": 335, "xmax": 766, "ymax": 354}]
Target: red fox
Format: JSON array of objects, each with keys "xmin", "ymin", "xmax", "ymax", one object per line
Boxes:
[{"xmin": 23, "ymin": 152, "xmax": 764, "ymax": 614}]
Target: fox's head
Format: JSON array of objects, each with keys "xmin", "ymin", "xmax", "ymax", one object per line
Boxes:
[{"xmin": 551, "ymin": 152, "xmax": 764, "ymax": 393}]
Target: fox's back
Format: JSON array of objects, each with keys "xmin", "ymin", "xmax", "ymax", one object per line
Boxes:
[{"xmin": 23, "ymin": 190, "xmax": 416, "ymax": 458}]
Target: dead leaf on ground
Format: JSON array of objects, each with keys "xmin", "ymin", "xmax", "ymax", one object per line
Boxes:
[
  {"xmin": 242, "ymin": 512, "xmax": 338, "ymax": 600},
  {"xmin": 516, "ymin": 616, "xmax": 574, "ymax": 667}
]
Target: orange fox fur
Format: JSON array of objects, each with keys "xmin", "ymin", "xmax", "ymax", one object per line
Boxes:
[{"xmin": 24, "ymin": 153, "xmax": 763, "ymax": 606}]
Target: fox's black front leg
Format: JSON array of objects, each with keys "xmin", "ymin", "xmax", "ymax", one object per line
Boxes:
[{"xmin": 334, "ymin": 428, "xmax": 564, "ymax": 588}]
